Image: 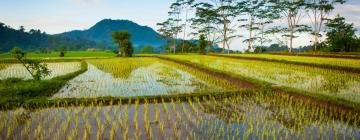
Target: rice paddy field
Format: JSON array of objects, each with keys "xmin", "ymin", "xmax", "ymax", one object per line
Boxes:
[
  {"xmin": 216, "ymin": 54, "xmax": 360, "ymax": 69},
  {"xmin": 0, "ymin": 53, "xmax": 360, "ymax": 140},
  {"xmin": 0, "ymin": 62, "xmax": 81, "ymax": 80},
  {"xmin": 163, "ymin": 55, "xmax": 360, "ymax": 104},
  {"xmin": 53, "ymin": 58, "xmax": 235, "ymax": 98}
]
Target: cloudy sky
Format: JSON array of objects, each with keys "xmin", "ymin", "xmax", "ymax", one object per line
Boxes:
[{"xmin": 0, "ymin": 0, "xmax": 359, "ymax": 50}]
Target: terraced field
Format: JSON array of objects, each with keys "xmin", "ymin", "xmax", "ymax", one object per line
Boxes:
[
  {"xmin": 162, "ymin": 55, "xmax": 360, "ymax": 104},
  {"xmin": 2, "ymin": 92, "xmax": 359, "ymax": 140},
  {"xmin": 216, "ymin": 54, "xmax": 360, "ymax": 69},
  {"xmin": 0, "ymin": 62, "xmax": 81, "ymax": 80},
  {"xmin": 1, "ymin": 55, "xmax": 359, "ymax": 140},
  {"xmin": 53, "ymin": 58, "xmax": 236, "ymax": 98}
]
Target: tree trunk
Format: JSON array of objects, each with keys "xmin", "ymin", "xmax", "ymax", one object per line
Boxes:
[
  {"xmin": 289, "ymin": 32, "xmax": 293, "ymax": 53},
  {"xmin": 248, "ymin": 16, "xmax": 253, "ymax": 51},
  {"xmin": 223, "ymin": 16, "xmax": 227, "ymax": 54},
  {"xmin": 182, "ymin": 8, "xmax": 189, "ymax": 53},
  {"xmin": 118, "ymin": 42, "xmax": 122, "ymax": 56}
]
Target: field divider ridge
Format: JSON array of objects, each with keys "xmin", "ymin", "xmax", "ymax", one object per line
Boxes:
[{"xmin": 209, "ymin": 54, "xmax": 360, "ymax": 74}]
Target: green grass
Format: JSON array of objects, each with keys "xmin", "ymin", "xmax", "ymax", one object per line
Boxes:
[
  {"xmin": 0, "ymin": 51, "xmax": 116, "ymax": 58},
  {"xmin": 0, "ymin": 60, "xmax": 88, "ymax": 109},
  {"xmin": 214, "ymin": 53, "xmax": 360, "ymax": 70}
]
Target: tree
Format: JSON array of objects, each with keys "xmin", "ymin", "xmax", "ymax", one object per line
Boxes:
[
  {"xmin": 111, "ymin": 31, "xmax": 133, "ymax": 57},
  {"xmin": 305, "ymin": 0, "xmax": 346, "ymax": 51},
  {"xmin": 191, "ymin": 2, "xmax": 219, "ymax": 49},
  {"xmin": 19, "ymin": 26, "xmax": 25, "ymax": 33},
  {"xmin": 59, "ymin": 47, "xmax": 66, "ymax": 57},
  {"xmin": 272, "ymin": 0, "xmax": 310, "ymax": 52},
  {"xmin": 179, "ymin": 0, "xmax": 195, "ymax": 53},
  {"xmin": 256, "ymin": 1, "xmax": 281, "ymax": 52},
  {"xmin": 324, "ymin": 15, "xmax": 358, "ymax": 52},
  {"xmin": 168, "ymin": 1, "xmax": 184, "ymax": 54},
  {"xmin": 214, "ymin": 0, "xmax": 238, "ymax": 54},
  {"xmin": 198, "ymin": 34, "xmax": 207, "ymax": 54},
  {"xmin": 157, "ymin": 17, "xmax": 182, "ymax": 54},
  {"xmin": 140, "ymin": 45, "xmax": 154, "ymax": 54},
  {"xmin": 11, "ymin": 47, "xmax": 51, "ymax": 80},
  {"xmin": 238, "ymin": 0, "xmax": 264, "ymax": 52}
]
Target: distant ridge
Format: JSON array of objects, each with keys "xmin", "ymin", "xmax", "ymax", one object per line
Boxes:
[{"xmin": 59, "ymin": 19, "xmax": 167, "ymax": 48}]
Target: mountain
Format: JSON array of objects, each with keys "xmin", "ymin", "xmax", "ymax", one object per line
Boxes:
[
  {"xmin": 59, "ymin": 19, "xmax": 166, "ymax": 48},
  {"xmin": 0, "ymin": 22, "xmax": 98, "ymax": 52}
]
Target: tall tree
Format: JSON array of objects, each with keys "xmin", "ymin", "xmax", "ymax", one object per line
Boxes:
[
  {"xmin": 238, "ymin": 0, "xmax": 264, "ymax": 51},
  {"xmin": 111, "ymin": 31, "xmax": 133, "ymax": 57},
  {"xmin": 168, "ymin": 1, "xmax": 184, "ymax": 54},
  {"xmin": 256, "ymin": 2, "xmax": 281, "ymax": 52},
  {"xmin": 325, "ymin": 15, "xmax": 358, "ymax": 52},
  {"xmin": 211, "ymin": 0, "xmax": 238, "ymax": 54},
  {"xmin": 304, "ymin": 0, "xmax": 346, "ymax": 51},
  {"xmin": 191, "ymin": 2, "xmax": 219, "ymax": 51},
  {"xmin": 272, "ymin": 0, "xmax": 310, "ymax": 52},
  {"xmin": 179, "ymin": 0, "xmax": 195, "ymax": 53},
  {"xmin": 198, "ymin": 34, "xmax": 208, "ymax": 54}
]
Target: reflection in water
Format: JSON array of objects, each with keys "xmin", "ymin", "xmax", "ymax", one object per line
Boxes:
[
  {"xmin": 1, "ymin": 93, "xmax": 359, "ymax": 140},
  {"xmin": 53, "ymin": 63, "xmax": 224, "ymax": 98}
]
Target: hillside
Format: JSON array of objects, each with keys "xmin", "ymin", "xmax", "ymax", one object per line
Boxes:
[
  {"xmin": 59, "ymin": 19, "xmax": 167, "ymax": 48},
  {"xmin": 0, "ymin": 22, "xmax": 99, "ymax": 52}
]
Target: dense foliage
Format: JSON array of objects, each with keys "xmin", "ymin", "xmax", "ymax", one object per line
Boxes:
[
  {"xmin": 322, "ymin": 15, "xmax": 360, "ymax": 52},
  {"xmin": 198, "ymin": 34, "xmax": 207, "ymax": 54},
  {"xmin": 11, "ymin": 47, "xmax": 50, "ymax": 80},
  {"xmin": 112, "ymin": 31, "xmax": 134, "ymax": 57},
  {"xmin": 0, "ymin": 22, "xmax": 99, "ymax": 52}
]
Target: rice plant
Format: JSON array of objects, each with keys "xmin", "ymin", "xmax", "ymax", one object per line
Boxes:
[
  {"xmin": 0, "ymin": 62, "xmax": 81, "ymax": 80},
  {"xmin": 1, "ymin": 91, "xmax": 359, "ymax": 139},
  {"xmin": 163, "ymin": 55, "xmax": 360, "ymax": 103}
]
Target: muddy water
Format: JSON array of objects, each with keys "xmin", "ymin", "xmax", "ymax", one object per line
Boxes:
[
  {"xmin": 53, "ymin": 63, "xmax": 224, "ymax": 98},
  {"xmin": 1, "ymin": 93, "xmax": 359, "ymax": 140}
]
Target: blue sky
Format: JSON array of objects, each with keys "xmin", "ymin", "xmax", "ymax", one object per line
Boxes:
[{"xmin": 1, "ymin": 0, "xmax": 360, "ymax": 50}]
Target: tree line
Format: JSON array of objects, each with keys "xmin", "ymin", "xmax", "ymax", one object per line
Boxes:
[
  {"xmin": 0, "ymin": 22, "xmax": 104, "ymax": 53},
  {"xmin": 157, "ymin": 0, "xmax": 360, "ymax": 53}
]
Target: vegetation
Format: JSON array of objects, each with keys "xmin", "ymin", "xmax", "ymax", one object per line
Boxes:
[
  {"xmin": 214, "ymin": 53, "xmax": 360, "ymax": 71},
  {"xmin": 112, "ymin": 31, "xmax": 134, "ymax": 57},
  {"xmin": 1, "ymin": 90, "xmax": 359, "ymax": 139},
  {"xmin": 11, "ymin": 47, "xmax": 51, "ymax": 80},
  {"xmin": 162, "ymin": 55, "xmax": 360, "ymax": 105},
  {"xmin": 0, "ymin": 23, "xmax": 100, "ymax": 52},
  {"xmin": 0, "ymin": 60, "xmax": 87, "ymax": 108},
  {"xmin": 0, "ymin": 51, "xmax": 116, "ymax": 58},
  {"xmin": 53, "ymin": 57, "xmax": 237, "ymax": 98},
  {"xmin": 198, "ymin": 34, "xmax": 207, "ymax": 54},
  {"xmin": 140, "ymin": 45, "xmax": 154, "ymax": 54},
  {"xmin": 1, "ymin": 0, "xmax": 360, "ymax": 139},
  {"xmin": 322, "ymin": 15, "xmax": 360, "ymax": 52}
]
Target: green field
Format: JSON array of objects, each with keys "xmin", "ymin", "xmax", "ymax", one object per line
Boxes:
[
  {"xmin": 0, "ymin": 52, "xmax": 359, "ymax": 139},
  {"xmin": 216, "ymin": 53, "xmax": 360, "ymax": 69},
  {"xmin": 0, "ymin": 51, "xmax": 116, "ymax": 58}
]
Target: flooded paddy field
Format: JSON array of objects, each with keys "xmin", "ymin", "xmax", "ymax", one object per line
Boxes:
[
  {"xmin": 53, "ymin": 58, "xmax": 235, "ymax": 98},
  {"xmin": 1, "ymin": 92, "xmax": 359, "ymax": 140}
]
